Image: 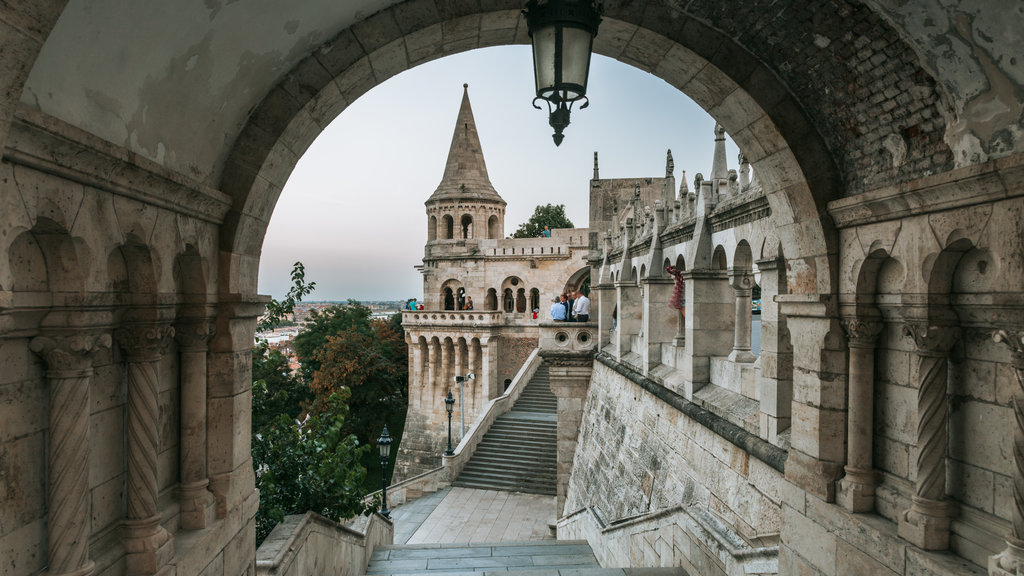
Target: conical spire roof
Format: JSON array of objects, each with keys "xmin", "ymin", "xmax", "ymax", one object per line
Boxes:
[{"xmin": 427, "ymin": 84, "xmax": 506, "ymax": 206}]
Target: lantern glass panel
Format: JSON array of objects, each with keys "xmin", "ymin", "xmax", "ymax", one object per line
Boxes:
[
  {"xmin": 532, "ymin": 25, "xmax": 557, "ymax": 97},
  {"xmin": 560, "ymin": 26, "xmax": 593, "ymax": 100}
]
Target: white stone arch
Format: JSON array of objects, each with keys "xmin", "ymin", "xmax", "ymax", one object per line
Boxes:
[{"xmin": 216, "ymin": 10, "xmax": 854, "ymax": 306}]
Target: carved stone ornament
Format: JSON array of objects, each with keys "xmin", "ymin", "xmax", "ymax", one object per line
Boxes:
[
  {"xmin": 116, "ymin": 323, "xmax": 175, "ymax": 361},
  {"xmin": 30, "ymin": 332, "xmax": 112, "ymax": 375},
  {"xmin": 994, "ymin": 330, "xmax": 1024, "ymax": 369},
  {"xmin": 841, "ymin": 318, "xmax": 883, "ymax": 347},
  {"xmin": 902, "ymin": 322, "xmax": 960, "ymax": 356},
  {"xmin": 174, "ymin": 319, "xmax": 215, "ymax": 351}
]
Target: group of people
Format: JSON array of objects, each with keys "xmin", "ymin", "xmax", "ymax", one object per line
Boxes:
[{"xmin": 550, "ymin": 289, "xmax": 590, "ymax": 322}]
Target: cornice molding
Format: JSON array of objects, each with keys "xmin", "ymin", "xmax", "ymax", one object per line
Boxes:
[{"xmin": 5, "ymin": 108, "xmax": 232, "ymax": 224}]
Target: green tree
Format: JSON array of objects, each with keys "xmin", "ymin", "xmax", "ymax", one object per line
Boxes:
[
  {"xmin": 258, "ymin": 262, "xmax": 316, "ymax": 332},
  {"xmin": 292, "ymin": 302, "xmax": 409, "ymax": 491},
  {"xmin": 252, "ymin": 263, "xmax": 372, "ymax": 546},
  {"xmin": 252, "ymin": 391, "xmax": 372, "ymax": 544},
  {"xmin": 511, "ymin": 203, "xmax": 575, "ymax": 238}
]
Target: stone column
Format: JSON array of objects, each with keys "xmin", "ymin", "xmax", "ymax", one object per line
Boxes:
[
  {"xmin": 641, "ymin": 276, "xmax": 675, "ymax": 375},
  {"xmin": 990, "ymin": 330, "xmax": 1024, "ymax": 575},
  {"xmin": 778, "ymin": 296, "xmax": 846, "ymax": 502},
  {"xmin": 614, "ymin": 280, "xmax": 641, "ymax": 361},
  {"xmin": 480, "ymin": 335, "xmax": 499, "ymax": 400},
  {"xmin": 681, "ymin": 270, "xmax": 734, "ymax": 398},
  {"xmin": 539, "ymin": 322, "xmax": 597, "ymax": 517},
  {"xmin": 838, "ymin": 318, "xmax": 883, "ymax": 513},
  {"xmin": 728, "ymin": 268, "xmax": 756, "ymax": 363},
  {"xmin": 593, "ymin": 281, "xmax": 615, "ymax": 349},
  {"xmin": 174, "ymin": 318, "xmax": 215, "ymax": 530},
  {"xmin": 440, "ymin": 340, "xmax": 450, "ymax": 395},
  {"xmin": 31, "ymin": 332, "xmax": 111, "ymax": 576},
  {"xmin": 755, "ymin": 257, "xmax": 790, "ymax": 443},
  {"xmin": 427, "ymin": 340, "xmax": 437, "ymax": 409},
  {"xmin": 116, "ymin": 322, "xmax": 176, "ymax": 574},
  {"xmin": 898, "ymin": 322, "xmax": 960, "ymax": 551}
]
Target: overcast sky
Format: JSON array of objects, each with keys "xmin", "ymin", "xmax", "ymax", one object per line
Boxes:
[{"xmin": 257, "ymin": 45, "xmax": 739, "ymax": 301}]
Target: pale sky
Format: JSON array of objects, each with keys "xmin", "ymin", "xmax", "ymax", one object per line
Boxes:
[{"xmin": 258, "ymin": 45, "xmax": 739, "ymax": 301}]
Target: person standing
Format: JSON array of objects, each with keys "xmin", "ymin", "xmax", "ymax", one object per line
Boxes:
[
  {"xmin": 465, "ymin": 296, "xmax": 474, "ymax": 310},
  {"xmin": 574, "ymin": 290, "xmax": 590, "ymax": 322},
  {"xmin": 550, "ymin": 297, "xmax": 566, "ymax": 321}
]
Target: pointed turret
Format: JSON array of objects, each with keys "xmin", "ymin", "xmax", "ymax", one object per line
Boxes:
[
  {"xmin": 711, "ymin": 123, "xmax": 728, "ymax": 182},
  {"xmin": 427, "ymin": 84, "xmax": 506, "ymax": 205}
]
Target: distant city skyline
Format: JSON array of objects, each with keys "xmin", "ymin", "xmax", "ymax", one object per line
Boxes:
[{"xmin": 257, "ymin": 45, "xmax": 740, "ymax": 301}]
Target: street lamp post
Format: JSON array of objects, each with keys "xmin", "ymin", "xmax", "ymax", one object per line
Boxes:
[
  {"xmin": 454, "ymin": 373, "xmax": 475, "ymax": 437},
  {"xmin": 523, "ymin": 0, "xmax": 603, "ymax": 146},
  {"xmin": 444, "ymin": 391, "xmax": 456, "ymax": 456},
  {"xmin": 377, "ymin": 426, "xmax": 392, "ymax": 518}
]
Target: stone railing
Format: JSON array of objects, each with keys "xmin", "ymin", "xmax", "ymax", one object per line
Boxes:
[
  {"xmin": 441, "ymin": 348, "xmax": 542, "ymax": 481},
  {"xmin": 255, "ymin": 511, "xmax": 392, "ymax": 576},
  {"xmin": 401, "ymin": 310, "xmax": 504, "ymax": 327},
  {"xmin": 362, "ymin": 349, "xmax": 542, "ymax": 509},
  {"xmin": 538, "ymin": 321, "xmax": 599, "ymax": 358},
  {"xmin": 558, "ymin": 505, "xmax": 778, "ymax": 575}
]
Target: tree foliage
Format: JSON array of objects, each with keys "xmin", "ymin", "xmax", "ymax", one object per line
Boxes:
[
  {"xmin": 294, "ymin": 303, "xmax": 408, "ymax": 444},
  {"xmin": 511, "ymin": 203, "xmax": 575, "ymax": 238},
  {"xmin": 258, "ymin": 262, "xmax": 316, "ymax": 332},
  {"xmin": 252, "ymin": 391, "xmax": 372, "ymax": 544}
]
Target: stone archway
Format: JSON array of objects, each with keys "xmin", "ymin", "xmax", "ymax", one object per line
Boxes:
[{"xmin": 217, "ymin": 8, "xmax": 868, "ymax": 303}]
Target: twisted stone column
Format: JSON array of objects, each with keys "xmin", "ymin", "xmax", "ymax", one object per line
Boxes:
[
  {"xmin": 728, "ymin": 269, "xmax": 756, "ymax": 363},
  {"xmin": 116, "ymin": 322, "xmax": 175, "ymax": 574},
  {"xmin": 838, "ymin": 318, "xmax": 883, "ymax": 513},
  {"xmin": 898, "ymin": 322, "xmax": 960, "ymax": 551},
  {"xmin": 991, "ymin": 330, "xmax": 1024, "ymax": 575},
  {"xmin": 174, "ymin": 319, "xmax": 215, "ymax": 530},
  {"xmin": 31, "ymin": 332, "xmax": 111, "ymax": 576}
]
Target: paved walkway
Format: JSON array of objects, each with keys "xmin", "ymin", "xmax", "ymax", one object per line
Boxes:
[{"xmin": 390, "ymin": 486, "xmax": 556, "ymax": 544}]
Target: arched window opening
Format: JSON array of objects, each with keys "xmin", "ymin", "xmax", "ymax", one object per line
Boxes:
[
  {"xmin": 503, "ymin": 288, "xmax": 514, "ymax": 313},
  {"xmin": 428, "ymin": 215, "xmax": 437, "ymax": 241},
  {"xmin": 443, "ymin": 214, "xmax": 454, "ymax": 239},
  {"xmin": 516, "ymin": 288, "xmax": 526, "ymax": 313},
  {"xmin": 488, "ymin": 215, "xmax": 500, "ymax": 239},
  {"xmin": 485, "ymin": 288, "xmax": 498, "ymax": 310},
  {"xmin": 461, "ymin": 214, "xmax": 473, "ymax": 239},
  {"xmin": 456, "ymin": 287, "xmax": 466, "ymax": 310},
  {"xmin": 530, "ymin": 288, "xmax": 540, "ymax": 313},
  {"xmin": 444, "ymin": 287, "xmax": 455, "ymax": 310}
]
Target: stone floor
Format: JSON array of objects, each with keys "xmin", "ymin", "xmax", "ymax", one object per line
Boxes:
[{"xmin": 390, "ymin": 486, "xmax": 556, "ymax": 544}]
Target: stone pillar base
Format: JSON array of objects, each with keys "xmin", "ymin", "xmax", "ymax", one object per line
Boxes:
[
  {"xmin": 44, "ymin": 560, "xmax": 95, "ymax": 576},
  {"xmin": 124, "ymin": 516, "xmax": 174, "ymax": 575},
  {"xmin": 837, "ymin": 467, "xmax": 876, "ymax": 513},
  {"xmin": 898, "ymin": 497, "xmax": 955, "ymax": 550},
  {"xmin": 989, "ymin": 539, "xmax": 1024, "ymax": 576},
  {"xmin": 178, "ymin": 480, "xmax": 216, "ymax": 530},
  {"xmin": 728, "ymin": 349, "xmax": 757, "ymax": 363},
  {"xmin": 785, "ymin": 449, "xmax": 843, "ymax": 502}
]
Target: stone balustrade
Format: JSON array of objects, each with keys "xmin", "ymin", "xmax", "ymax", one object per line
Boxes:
[{"xmin": 401, "ymin": 310, "xmax": 504, "ymax": 327}]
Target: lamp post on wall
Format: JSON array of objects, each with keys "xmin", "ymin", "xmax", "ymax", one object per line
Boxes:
[
  {"xmin": 377, "ymin": 426, "xmax": 392, "ymax": 518},
  {"xmin": 454, "ymin": 373, "xmax": 475, "ymax": 437},
  {"xmin": 523, "ymin": 0, "xmax": 603, "ymax": 146},
  {"xmin": 444, "ymin": 391, "xmax": 456, "ymax": 456}
]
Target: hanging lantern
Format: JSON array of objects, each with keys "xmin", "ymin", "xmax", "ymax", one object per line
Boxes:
[{"xmin": 523, "ymin": 0, "xmax": 602, "ymax": 146}]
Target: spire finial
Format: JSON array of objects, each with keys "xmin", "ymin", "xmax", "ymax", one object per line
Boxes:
[
  {"xmin": 666, "ymin": 149, "xmax": 674, "ymax": 177},
  {"xmin": 593, "ymin": 151, "xmax": 600, "ymax": 180}
]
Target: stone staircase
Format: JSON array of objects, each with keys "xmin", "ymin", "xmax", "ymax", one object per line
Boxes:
[
  {"xmin": 367, "ymin": 539, "xmax": 688, "ymax": 575},
  {"xmin": 452, "ymin": 363, "xmax": 557, "ymax": 495}
]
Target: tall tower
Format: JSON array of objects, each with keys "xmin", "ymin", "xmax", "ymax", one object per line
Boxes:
[
  {"xmin": 425, "ymin": 84, "xmax": 507, "ymax": 245},
  {"xmin": 396, "ymin": 85, "xmax": 590, "ymax": 482}
]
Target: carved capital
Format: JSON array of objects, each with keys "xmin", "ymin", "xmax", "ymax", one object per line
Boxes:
[
  {"xmin": 902, "ymin": 323, "xmax": 960, "ymax": 356},
  {"xmin": 994, "ymin": 330, "xmax": 1024, "ymax": 369},
  {"xmin": 842, "ymin": 318, "xmax": 883, "ymax": 347},
  {"xmin": 30, "ymin": 332, "xmax": 111, "ymax": 376},
  {"xmin": 116, "ymin": 323, "xmax": 175, "ymax": 362},
  {"xmin": 174, "ymin": 319, "xmax": 215, "ymax": 351}
]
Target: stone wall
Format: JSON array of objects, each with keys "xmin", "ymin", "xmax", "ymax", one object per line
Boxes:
[
  {"xmin": 564, "ymin": 360, "xmax": 785, "ymax": 572},
  {"xmin": 497, "ymin": 336, "xmax": 535, "ymax": 391},
  {"xmin": 255, "ymin": 512, "xmax": 392, "ymax": 576}
]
